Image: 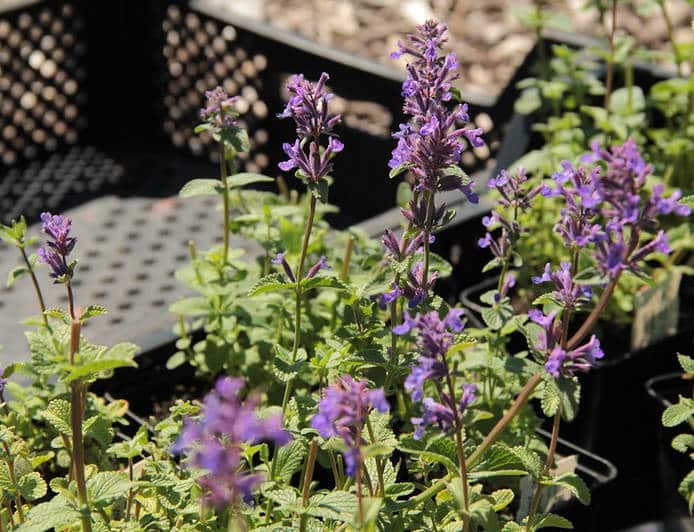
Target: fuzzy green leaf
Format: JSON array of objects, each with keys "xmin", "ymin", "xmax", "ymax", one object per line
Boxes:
[
  {"xmin": 87, "ymin": 471, "xmax": 131, "ymax": 504},
  {"xmin": 305, "ymin": 491, "xmax": 357, "ymax": 521},
  {"xmin": 531, "ymin": 513, "xmax": 573, "ymax": 530},
  {"xmin": 43, "ymin": 399, "xmax": 71, "ymax": 435},
  {"xmin": 17, "ymin": 472, "xmax": 47, "ymax": 500},
  {"xmin": 7, "ymin": 265, "xmax": 28, "ymax": 287},
  {"xmin": 543, "ymin": 472, "xmax": 590, "ymax": 505},
  {"xmin": 247, "ymin": 273, "xmax": 294, "ymax": 296},
  {"xmin": 179, "ymin": 178, "xmax": 221, "ymax": 198},
  {"xmin": 273, "ymin": 440, "xmax": 306, "ymax": 482},
  {"xmin": 663, "ymin": 398, "xmax": 694, "ymax": 427},
  {"xmin": 225, "ymin": 173, "xmax": 274, "ymax": 189}
]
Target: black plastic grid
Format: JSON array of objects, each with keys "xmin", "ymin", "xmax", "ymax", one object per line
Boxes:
[
  {"xmin": 0, "ymin": 193, "xmax": 263, "ymax": 364},
  {"xmin": 0, "ymin": 1, "xmax": 87, "ymax": 167}
]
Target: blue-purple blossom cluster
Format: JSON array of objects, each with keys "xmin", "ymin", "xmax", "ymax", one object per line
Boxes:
[
  {"xmin": 200, "ymin": 86, "xmax": 239, "ymax": 130},
  {"xmin": 394, "ymin": 309, "xmax": 476, "ymax": 439},
  {"xmin": 311, "ymin": 375, "xmax": 389, "ymax": 477},
  {"xmin": 543, "ymin": 139, "xmax": 690, "ymax": 278},
  {"xmin": 278, "ymin": 73, "xmax": 343, "ymax": 185},
  {"xmin": 528, "ymin": 310, "xmax": 604, "ymax": 377},
  {"xmin": 172, "ymin": 377, "xmax": 291, "ymax": 508},
  {"xmin": 390, "ymin": 21, "xmax": 482, "ymax": 203},
  {"xmin": 38, "ymin": 212, "xmax": 76, "ymax": 282},
  {"xmin": 532, "ymin": 262, "xmax": 592, "ymax": 310}
]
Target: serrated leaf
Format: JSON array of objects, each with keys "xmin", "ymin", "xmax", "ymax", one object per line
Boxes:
[
  {"xmin": 399, "ymin": 435, "xmax": 458, "ymax": 474},
  {"xmin": 87, "ymin": 471, "xmax": 131, "ymax": 504},
  {"xmin": 81, "ymin": 305, "xmax": 108, "ymax": 321},
  {"xmin": 168, "ymin": 297, "xmax": 210, "ymax": 316},
  {"xmin": 221, "ymin": 126, "xmax": 250, "ymax": 153},
  {"xmin": 672, "ymin": 433, "xmax": 694, "ymax": 453},
  {"xmin": 248, "ymin": 273, "xmax": 295, "ymax": 296},
  {"xmin": 273, "ymin": 440, "xmax": 306, "ymax": 482},
  {"xmin": 179, "ymin": 178, "xmax": 221, "ymax": 198},
  {"xmin": 678, "ymin": 354, "xmax": 694, "ymax": 374},
  {"xmin": 532, "ymin": 513, "xmax": 573, "ymax": 530},
  {"xmin": 43, "ymin": 399, "xmax": 71, "ymax": 435},
  {"xmin": 17, "ymin": 472, "xmax": 47, "ymax": 500},
  {"xmin": 64, "ymin": 356, "xmax": 136, "ymax": 383},
  {"xmin": 300, "ymin": 275, "xmax": 349, "ymax": 292},
  {"xmin": 15, "ymin": 495, "xmax": 79, "ymax": 532},
  {"xmin": 491, "ymin": 488, "xmax": 514, "ymax": 511},
  {"xmin": 44, "ymin": 308, "xmax": 71, "ymax": 324},
  {"xmin": 663, "ymin": 399, "xmax": 694, "ymax": 427},
  {"xmin": 544, "ymin": 472, "xmax": 590, "ymax": 505},
  {"xmin": 305, "ymin": 491, "xmax": 357, "ymax": 521},
  {"xmin": 225, "ymin": 173, "xmax": 274, "ymax": 189}
]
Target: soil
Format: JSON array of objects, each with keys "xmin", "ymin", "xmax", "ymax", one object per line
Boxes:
[{"xmin": 216, "ymin": 0, "xmax": 694, "ymax": 97}]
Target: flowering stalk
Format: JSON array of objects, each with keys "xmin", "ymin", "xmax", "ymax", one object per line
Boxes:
[
  {"xmin": 1, "ymin": 441, "xmax": 24, "ymax": 522},
  {"xmin": 299, "ymin": 438, "xmax": 319, "ymax": 531},
  {"xmin": 219, "ymin": 144, "xmax": 231, "ymax": 264},
  {"xmin": 20, "ymin": 246, "xmax": 48, "ymax": 327},
  {"xmin": 274, "ymin": 72, "xmax": 342, "ymax": 417}
]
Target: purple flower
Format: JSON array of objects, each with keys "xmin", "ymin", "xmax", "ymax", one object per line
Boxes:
[
  {"xmin": 272, "ymin": 252, "xmax": 295, "ymax": 282},
  {"xmin": 389, "ymin": 20, "xmax": 480, "ymax": 229},
  {"xmin": 311, "ymin": 375, "xmax": 389, "ymax": 477},
  {"xmin": 200, "ymin": 86, "xmax": 238, "ymax": 130},
  {"xmin": 411, "ymin": 385, "xmax": 477, "ymax": 440},
  {"xmin": 382, "ymin": 229, "xmax": 426, "ymax": 262},
  {"xmin": 401, "ymin": 262, "xmax": 439, "ymax": 308},
  {"xmin": 488, "ymin": 168, "xmax": 540, "ymax": 211},
  {"xmin": 305, "ymin": 256, "xmax": 330, "ymax": 279},
  {"xmin": 173, "ymin": 377, "xmax": 291, "ymax": 507},
  {"xmin": 531, "ymin": 262, "xmax": 592, "ymax": 309},
  {"xmin": 279, "ymin": 73, "xmax": 341, "ymax": 139},
  {"xmin": 278, "ymin": 73, "xmax": 343, "ymax": 190},
  {"xmin": 39, "ymin": 212, "xmax": 76, "ymax": 282},
  {"xmin": 528, "ymin": 309, "xmax": 561, "ymax": 353},
  {"xmin": 545, "ymin": 336, "xmax": 604, "ymax": 378},
  {"xmin": 378, "ymin": 284, "xmax": 403, "ymax": 310}
]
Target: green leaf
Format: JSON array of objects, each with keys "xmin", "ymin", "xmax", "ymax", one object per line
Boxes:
[
  {"xmin": 168, "ymin": 297, "xmax": 210, "ymax": 316},
  {"xmin": 389, "ymin": 164, "xmax": 410, "ymax": 179},
  {"xmin": 17, "ymin": 472, "xmax": 47, "ymax": 500},
  {"xmin": 515, "ymin": 87, "xmax": 542, "ymax": 115},
  {"xmin": 544, "ymin": 472, "xmax": 590, "ymax": 505},
  {"xmin": 300, "ymin": 275, "xmax": 349, "ymax": 292},
  {"xmin": 672, "ymin": 434, "xmax": 694, "ymax": 453},
  {"xmin": 396, "ymin": 181, "xmax": 413, "ymax": 207},
  {"xmin": 87, "ymin": 471, "xmax": 131, "ymax": 504},
  {"xmin": 273, "ymin": 440, "xmax": 306, "ymax": 482},
  {"xmin": 15, "ymin": 495, "xmax": 79, "ymax": 532},
  {"xmin": 272, "ymin": 346, "xmax": 307, "ymax": 383},
  {"xmin": 248, "ymin": 273, "xmax": 295, "ymax": 296},
  {"xmin": 64, "ymin": 354, "xmax": 137, "ymax": 383},
  {"xmin": 531, "ymin": 513, "xmax": 573, "ymax": 530},
  {"xmin": 179, "ymin": 178, "xmax": 221, "ymax": 198},
  {"xmin": 305, "ymin": 491, "xmax": 357, "ymax": 521},
  {"xmin": 663, "ymin": 398, "xmax": 694, "ymax": 427},
  {"xmin": 43, "ymin": 399, "xmax": 71, "ymax": 435},
  {"xmin": 678, "ymin": 470, "xmax": 694, "ymax": 514},
  {"xmin": 221, "ymin": 126, "xmax": 250, "ymax": 153},
  {"xmin": 482, "ymin": 304, "xmax": 513, "ymax": 331},
  {"xmin": 399, "ymin": 435, "xmax": 458, "ymax": 474},
  {"xmin": 80, "ymin": 305, "xmax": 108, "ymax": 321},
  {"xmin": 225, "ymin": 173, "xmax": 274, "ymax": 189},
  {"xmin": 44, "ymin": 308, "xmax": 71, "ymax": 324},
  {"xmin": 678, "ymin": 354, "xmax": 694, "ymax": 374},
  {"xmin": 491, "ymin": 488, "xmax": 514, "ymax": 511},
  {"xmin": 7, "ymin": 265, "xmax": 28, "ymax": 287},
  {"xmin": 609, "ymin": 86, "xmax": 645, "ymax": 115}
]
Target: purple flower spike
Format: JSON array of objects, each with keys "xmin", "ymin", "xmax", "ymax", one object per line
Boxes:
[
  {"xmin": 532, "ymin": 262, "xmax": 592, "ymax": 310},
  {"xmin": 389, "ymin": 20, "xmax": 480, "ymax": 235},
  {"xmin": 39, "ymin": 212, "xmax": 77, "ymax": 282},
  {"xmin": 311, "ymin": 375, "xmax": 389, "ymax": 477},
  {"xmin": 173, "ymin": 376, "xmax": 291, "ymax": 508},
  {"xmin": 278, "ymin": 72, "xmax": 343, "ymax": 190},
  {"xmin": 200, "ymin": 86, "xmax": 239, "ymax": 130},
  {"xmin": 272, "ymin": 252, "xmax": 296, "ymax": 282}
]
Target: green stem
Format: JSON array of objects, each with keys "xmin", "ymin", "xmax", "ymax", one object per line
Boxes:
[
  {"xmin": 126, "ymin": 458, "xmax": 133, "ymax": 521},
  {"xmin": 280, "ymin": 194, "xmax": 318, "ymax": 416},
  {"xmin": 658, "ymin": 0, "xmax": 683, "ymax": 76},
  {"xmin": 365, "ymin": 417, "xmax": 385, "ymax": 497},
  {"xmin": 19, "ymin": 247, "xmax": 48, "ymax": 328},
  {"xmin": 69, "ymin": 320, "xmax": 92, "ymax": 532},
  {"xmin": 525, "ymin": 411, "xmax": 561, "ymax": 530},
  {"xmin": 2, "ymin": 443, "xmax": 23, "ymax": 523},
  {"xmin": 219, "ymin": 145, "xmax": 231, "ymax": 265},
  {"xmin": 299, "ymin": 438, "xmax": 319, "ymax": 532},
  {"xmin": 422, "ymin": 191, "xmax": 434, "ymax": 286}
]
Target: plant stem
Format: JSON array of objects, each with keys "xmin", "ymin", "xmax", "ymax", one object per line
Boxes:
[
  {"xmin": 365, "ymin": 417, "xmax": 385, "ymax": 497},
  {"xmin": 126, "ymin": 457, "xmax": 133, "ymax": 521},
  {"xmin": 69, "ymin": 319, "xmax": 91, "ymax": 532},
  {"xmin": 658, "ymin": 0, "xmax": 683, "ymax": 76},
  {"xmin": 66, "ymin": 281, "xmax": 76, "ymax": 321},
  {"xmin": 567, "ymin": 276, "xmax": 618, "ymax": 350},
  {"xmin": 525, "ymin": 411, "xmax": 561, "ymax": 530},
  {"xmin": 19, "ymin": 247, "xmax": 48, "ymax": 327},
  {"xmin": 355, "ymin": 447, "xmax": 364, "ymax": 527},
  {"xmin": 2, "ymin": 443, "xmax": 23, "ymax": 523},
  {"xmin": 422, "ymin": 191, "xmax": 434, "ymax": 286},
  {"xmin": 219, "ymin": 145, "xmax": 231, "ymax": 265},
  {"xmin": 328, "ymin": 451, "xmax": 343, "ymax": 489},
  {"xmin": 280, "ymin": 194, "xmax": 318, "ymax": 416},
  {"xmin": 340, "ymin": 236, "xmax": 354, "ymax": 280},
  {"xmin": 603, "ymin": 0, "xmax": 617, "ymax": 111},
  {"xmin": 299, "ymin": 438, "xmax": 319, "ymax": 532}
]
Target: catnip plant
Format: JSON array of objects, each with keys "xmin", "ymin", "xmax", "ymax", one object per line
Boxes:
[{"xmin": 0, "ymin": 15, "xmax": 690, "ymax": 532}]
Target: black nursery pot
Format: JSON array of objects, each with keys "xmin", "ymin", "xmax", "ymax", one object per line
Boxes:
[
  {"xmin": 461, "ymin": 276, "xmax": 694, "ymax": 529},
  {"xmin": 645, "ymin": 373, "xmax": 694, "ymax": 520}
]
